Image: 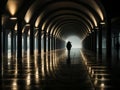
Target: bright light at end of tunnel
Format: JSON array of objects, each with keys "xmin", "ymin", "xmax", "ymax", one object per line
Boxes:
[{"xmin": 66, "ymin": 36, "xmax": 82, "ymax": 48}]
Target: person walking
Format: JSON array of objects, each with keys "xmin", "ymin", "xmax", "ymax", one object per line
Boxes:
[{"xmin": 66, "ymin": 41, "xmax": 72, "ymax": 57}]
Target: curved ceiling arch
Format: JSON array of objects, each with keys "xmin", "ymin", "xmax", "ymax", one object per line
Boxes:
[
  {"xmin": 4, "ymin": 0, "xmax": 107, "ymax": 39},
  {"xmin": 54, "ymin": 21, "xmax": 88, "ymax": 39},
  {"xmin": 46, "ymin": 15, "xmax": 91, "ymax": 34},
  {"xmin": 34, "ymin": 1, "xmax": 104, "ymax": 29},
  {"xmin": 45, "ymin": 14, "xmax": 92, "ymax": 34},
  {"xmin": 46, "ymin": 20, "xmax": 87, "ymax": 38},
  {"xmin": 24, "ymin": 0, "xmax": 105, "ymax": 26},
  {"xmin": 41, "ymin": 9, "xmax": 94, "ymax": 32},
  {"xmin": 36, "ymin": 8, "xmax": 94, "ymax": 32},
  {"xmin": 50, "ymin": 18, "xmax": 90, "ymax": 39},
  {"xmin": 24, "ymin": 0, "xmax": 45, "ymax": 23},
  {"xmin": 51, "ymin": 21, "xmax": 87, "ymax": 39}
]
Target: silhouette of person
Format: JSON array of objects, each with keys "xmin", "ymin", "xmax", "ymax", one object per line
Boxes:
[
  {"xmin": 66, "ymin": 41, "xmax": 72, "ymax": 57},
  {"xmin": 66, "ymin": 56, "xmax": 71, "ymax": 65}
]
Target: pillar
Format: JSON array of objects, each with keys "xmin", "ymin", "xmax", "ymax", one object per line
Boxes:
[
  {"xmin": 91, "ymin": 31, "xmax": 94, "ymax": 51},
  {"xmin": 87, "ymin": 35, "xmax": 91, "ymax": 50},
  {"xmin": 93, "ymin": 29, "xmax": 97, "ymax": 53},
  {"xmin": 44, "ymin": 30, "xmax": 46, "ymax": 53},
  {"xmin": 13, "ymin": 33, "xmax": 16, "ymax": 56},
  {"xmin": 56, "ymin": 37, "xmax": 58, "ymax": 49},
  {"xmin": 51, "ymin": 35, "xmax": 54, "ymax": 50},
  {"xmin": 0, "ymin": 0, "xmax": 8, "ymax": 70},
  {"xmin": 11, "ymin": 29, "xmax": 14, "ymax": 55},
  {"xmin": 0, "ymin": 13, "xmax": 2, "ymax": 58},
  {"xmin": 106, "ymin": 17, "xmax": 112, "ymax": 58},
  {"xmin": 98, "ymin": 24, "xmax": 102, "ymax": 55},
  {"xmin": 0, "ymin": 2, "xmax": 4, "ymax": 59},
  {"xmin": 17, "ymin": 18, "xmax": 22, "ymax": 58},
  {"xmin": 24, "ymin": 33, "xmax": 27, "ymax": 53},
  {"xmin": 113, "ymin": 33, "xmax": 116, "ymax": 49},
  {"xmin": 2, "ymin": 28, "xmax": 8, "ymax": 56},
  {"xmin": 48, "ymin": 33, "xmax": 51, "ymax": 52},
  {"xmin": 91, "ymin": 30, "xmax": 97, "ymax": 53},
  {"xmin": 83, "ymin": 36, "xmax": 88, "ymax": 50},
  {"xmin": 85, "ymin": 37, "xmax": 87, "ymax": 49},
  {"xmin": 116, "ymin": 33, "xmax": 119, "ymax": 56},
  {"xmin": 38, "ymin": 29, "xmax": 41, "ymax": 54},
  {"xmin": 3, "ymin": 28, "xmax": 6, "ymax": 56},
  {"xmin": 54, "ymin": 36, "xmax": 56, "ymax": 50},
  {"xmin": 84, "ymin": 39, "xmax": 86, "ymax": 49},
  {"xmin": 30, "ymin": 25, "xmax": 34, "ymax": 55},
  {"xmin": 90, "ymin": 33, "xmax": 93, "ymax": 51}
]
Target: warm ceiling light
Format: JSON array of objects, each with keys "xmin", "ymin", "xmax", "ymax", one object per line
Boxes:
[
  {"xmin": 10, "ymin": 17, "xmax": 17, "ymax": 20},
  {"xmin": 92, "ymin": 16, "xmax": 97, "ymax": 27},
  {"xmin": 35, "ymin": 16, "xmax": 41, "ymax": 27},
  {"xmin": 35, "ymin": 27, "xmax": 39, "ymax": 30},
  {"xmin": 100, "ymin": 21, "xmax": 105, "ymax": 25},
  {"xmin": 28, "ymin": 29, "xmax": 30, "ymax": 35},
  {"xmin": 7, "ymin": 1, "xmax": 18, "ymax": 16},
  {"xmin": 35, "ymin": 13, "xmax": 44, "ymax": 27},
  {"xmin": 26, "ymin": 24, "xmax": 30, "ymax": 26},
  {"xmin": 14, "ymin": 23, "xmax": 17, "ymax": 31},
  {"xmin": 42, "ymin": 23, "xmax": 45, "ymax": 31},
  {"xmin": 24, "ymin": 10, "xmax": 32, "ymax": 23},
  {"xmin": 22, "ymin": 27, "xmax": 25, "ymax": 33}
]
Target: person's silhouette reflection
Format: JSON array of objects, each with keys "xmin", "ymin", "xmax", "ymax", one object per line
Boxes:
[{"xmin": 66, "ymin": 56, "xmax": 71, "ymax": 65}]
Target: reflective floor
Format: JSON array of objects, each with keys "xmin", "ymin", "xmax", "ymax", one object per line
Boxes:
[{"xmin": 0, "ymin": 48, "xmax": 120, "ymax": 90}]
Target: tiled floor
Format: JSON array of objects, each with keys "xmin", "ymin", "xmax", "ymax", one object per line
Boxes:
[{"xmin": 0, "ymin": 48, "xmax": 120, "ymax": 90}]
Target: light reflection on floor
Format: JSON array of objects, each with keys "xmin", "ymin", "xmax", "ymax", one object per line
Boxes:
[
  {"xmin": 80, "ymin": 50, "xmax": 112, "ymax": 90},
  {"xmin": 0, "ymin": 49, "xmax": 119, "ymax": 90}
]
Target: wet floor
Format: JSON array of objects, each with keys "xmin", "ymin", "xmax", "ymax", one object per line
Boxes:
[{"xmin": 0, "ymin": 48, "xmax": 120, "ymax": 90}]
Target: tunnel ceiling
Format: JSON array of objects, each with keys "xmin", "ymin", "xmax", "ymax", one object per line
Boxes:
[{"xmin": 2, "ymin": 0, "xmax": 119, "ymax": 40}]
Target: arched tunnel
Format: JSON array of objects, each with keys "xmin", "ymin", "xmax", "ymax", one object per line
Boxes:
[{"xmin": 0, "ymin": 0, "xmax": 120, "ymax": 90}]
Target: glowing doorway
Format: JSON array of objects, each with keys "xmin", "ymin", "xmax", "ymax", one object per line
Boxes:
[{"xmin": 66, "ymin": 36, "xmax": 82, "ymax": 48}]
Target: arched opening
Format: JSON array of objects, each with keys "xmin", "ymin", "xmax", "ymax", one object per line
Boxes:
[{"xmin": 65, "ymin": 36, "xmax": 82, "ymax": 48}]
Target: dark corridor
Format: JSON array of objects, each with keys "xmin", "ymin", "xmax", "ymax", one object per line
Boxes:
[{"xmin": 0, "ymin": 0, "xmax": 120, "ymax": 90}]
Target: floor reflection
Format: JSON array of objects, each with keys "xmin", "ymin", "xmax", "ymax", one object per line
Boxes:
[
  {"xmin": 0, "ymin": 48, "xmax": 120, "ymax": 90},
  {"xmin": 80, "ymin": 49, "xmax": 112, "ymax": 90},
  {"xmin": 66, "ymin": 56, "xmax": 71, "ymax": 65}
]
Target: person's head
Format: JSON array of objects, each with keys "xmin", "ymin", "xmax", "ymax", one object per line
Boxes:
[{"xmin": 68, "ymin": 41, "xmax": 71, "ymax": 43}]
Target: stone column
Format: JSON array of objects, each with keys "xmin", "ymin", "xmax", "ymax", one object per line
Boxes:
[
  {"xmin": 98, "ymin": 24, "xmax": 102, "ymax": 55},
  {"xmin": 0, "ymin": 13, "xmax": 2, "ymax": 58},
  {"xmin": 38, "ymin": 28, "xmax": 41, "ymax": 54},
  {"xmin": 11, "ymin": 29, "xmax": 14, "ymax": 56},
  {"xmin": 54, "ymin": 36, "xmax": 56, "ymax": 50},
  {"xmin": 93, "ymin": 29, "xmax": 97, "ymax": 53},
  {"xmin": 106, "ymin": 18, "xmax": 112, "ymax": 58},
  {"xmin": 24, "ymin": 33, "xmax": 27, "ymax": 53},
  {"xmin": 17, "ymin": 18, "xmax": 22, "ymax": 58},
  {"xmin": 30, "ymin": 25, "xmax": 34, "ymax": 55},
  {"xmin": 44, "ymin": 30, "xmax": 46, "ymax": 53},
  {"xmin": 51, "ymin": 35, "xmax": 54, "ymax": 50},
  {"xmin": 48, "ymin": 33, "xmax": 51, "ymax": 52}
]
